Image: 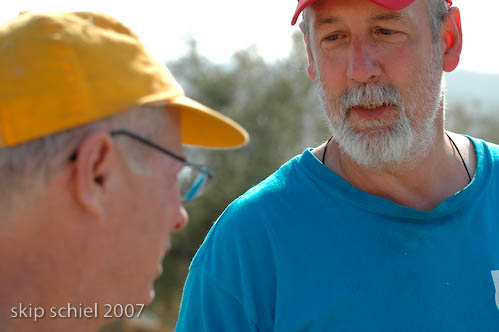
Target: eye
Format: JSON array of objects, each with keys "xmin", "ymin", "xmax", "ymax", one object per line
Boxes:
[
  {"xmin": 374, "ymin": 27, "xmax": 407, "ymax": 43},
  {"xmin": 324, "ymin": 34, "xmax": 341, "ymax": 41},
  {"xmin": 377, "ymin": 28, "xmax": 395, "ymax": 36},
  {"xmin": 321, "ymin": 33, "xmax": 347, "ymax": 47}
]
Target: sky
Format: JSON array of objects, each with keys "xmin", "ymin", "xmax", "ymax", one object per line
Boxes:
[{"xmin": 1, "ymin": 0, "xmax": 498, "ymax": 74}]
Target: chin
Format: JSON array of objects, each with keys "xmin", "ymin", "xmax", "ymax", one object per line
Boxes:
[
  {"xmin": 126, "ymin": 278, "xmax": 157, "ymax": 307},
  {"xmin": 146, "ymin": 287, "xmax": 156, "ymax": 305}
]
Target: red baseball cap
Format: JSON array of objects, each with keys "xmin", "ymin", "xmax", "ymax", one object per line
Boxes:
[{"xmin": 291, "ymin": 0, "xmax": 453, "ymax": 25}]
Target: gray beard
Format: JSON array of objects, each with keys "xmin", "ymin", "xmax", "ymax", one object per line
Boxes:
[{"xmin": 315, "ymin": 48, "xmax": 444, "ymax": 170}]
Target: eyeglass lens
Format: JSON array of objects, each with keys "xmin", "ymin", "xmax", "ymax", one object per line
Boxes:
[{"xmin": 178, "ymin": 166, "xmax": 209, "ymax": 202}]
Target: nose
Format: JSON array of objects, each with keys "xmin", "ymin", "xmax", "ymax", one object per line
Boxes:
[
  {"xmin": 172, "ymin": 206, "xmax": 189, "ymax": 232},
  {"xmin": 346, "ymin": 39, "xmax": 382, "ymax": 84}
]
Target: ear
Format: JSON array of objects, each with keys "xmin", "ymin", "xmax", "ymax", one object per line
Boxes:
[
  {"xmin": 303, "ymin": 34, "xmax": 318, "ymax": 82},
  {"xmin": 72, "ymin": 132, "xmax": 117, "ymax": 218},
  {"xmin": 299, "ymin": 10, "xmax": 318, "ymax": 82},
  {"xmin": 441, "ymin": 7, "xmax": 462, "ymax": 72}
]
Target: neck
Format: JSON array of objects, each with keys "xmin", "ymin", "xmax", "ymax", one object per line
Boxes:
[
  {"xmin": 0, "ymin": 209, "xmax": 104, "ymax": 332},
  {"xmin": 0, "ymin": 258, "xmax": 103, "ymax": 332},
  {"xmin": 317, "ymin": 128, "xmax": 474, "ymax": 211},
  {"xmin": 1, "ymin": 310, "xmax": 99, "ymax": 332}
]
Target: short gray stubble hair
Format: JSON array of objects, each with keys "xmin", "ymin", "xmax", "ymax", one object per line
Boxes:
[{"xmin": 0, "ymin": 105, "xmax": 170, "ymax": 210}]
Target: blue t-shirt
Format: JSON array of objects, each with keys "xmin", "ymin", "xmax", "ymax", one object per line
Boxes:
[{"xmin": 176, "ymin": 137, "xmax": 499, "ymax": 331}]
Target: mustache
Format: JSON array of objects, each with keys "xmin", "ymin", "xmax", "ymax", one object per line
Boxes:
[{"xmin": 340, "ymin": 84, "xmax": 403, "ymax": 113}]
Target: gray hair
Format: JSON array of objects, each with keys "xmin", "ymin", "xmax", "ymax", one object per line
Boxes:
[
  {"xmin": 0, "ymin": 105, "xmax": 169, "ymax": 210},
  {"xmin": 426, "ymin": 0, "xmax": 450, "ymax": 41},
  {"xmin": 301, "ymin": 0, "xmax": 450, "ymax": 44}
]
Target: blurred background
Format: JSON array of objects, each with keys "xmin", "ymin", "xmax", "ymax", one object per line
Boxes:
[{"xmin": 2, "ymin": 1, "xmax": 498, "ymax": 331}]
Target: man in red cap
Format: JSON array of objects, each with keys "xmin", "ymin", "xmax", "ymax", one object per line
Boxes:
[{"xmin": 177, "ymin": 0, "xmax": 499, "ymax": 330}]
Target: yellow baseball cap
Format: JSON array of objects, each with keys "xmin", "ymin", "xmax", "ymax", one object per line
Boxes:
[{"xmin": 0, "ymin": 11, "xmax": 249, "ymax": 148}]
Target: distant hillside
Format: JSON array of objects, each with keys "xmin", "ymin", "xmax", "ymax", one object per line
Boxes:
[{"xmin": 445, "ymin": 70, "xmax": 499, "ymax": 112}]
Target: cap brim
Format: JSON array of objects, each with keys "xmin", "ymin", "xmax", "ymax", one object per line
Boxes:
[
  {"xmin": 291, "ymin": 0, "xmax": 419, "ymax": 25},
  {"xmin": 168, "ymin": 95, "xmax": 249, "ymax": 149},
  {"xmin": 292, "ymin": 0, "xmax": 316, "ymax": 25},
  {"xmin": 370, "ymin": 0, "xmax": 415, "ymax": 10}
]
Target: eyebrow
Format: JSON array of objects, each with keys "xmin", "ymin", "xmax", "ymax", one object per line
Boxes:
[
  {"xmin": 316, "ymin": 12, "xmax": 405, "ymax": 28},
  {"xmin": 369, "ymin": 13, "xmax": 404, "ymax": 22},
  {"xmin": 315, "ymin": 16, "xmax": 342, "ymax": 28}
]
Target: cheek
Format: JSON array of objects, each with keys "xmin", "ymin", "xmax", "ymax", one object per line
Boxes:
[
  {"xmin": 146, "ymin": 174, "xmax": 182, "ymax": 230},
  {"xmin": 316, "ymin": 51, "xmax": 346, "ymax": 78},
  {"xmin": 382, "ymin": 57, "xmax": 414, "ymax": 88},
  {"xmin": 315, "ymin": 53, "xmax": 349, "ymax": 97},
  {"xmin": 380, "ymin": 40, "xmax": 431, "ymax": 89}
]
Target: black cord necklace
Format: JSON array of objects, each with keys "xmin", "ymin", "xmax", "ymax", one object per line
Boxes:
[
  {"xmin": 321, "ymin": 136, "xmax": 333, "ymax": 164},
  {"xmin": 321, "ymin": 134, "xmax": 472, "ymax": 182},
  {"xmin": 446, "ymin": 132, "xmax": 472, "ymax": 182}
]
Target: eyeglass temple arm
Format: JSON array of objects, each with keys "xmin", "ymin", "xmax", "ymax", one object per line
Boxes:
[{"xmin": 110, "ymin": 130, "xmax": 213, "ymax": 178}]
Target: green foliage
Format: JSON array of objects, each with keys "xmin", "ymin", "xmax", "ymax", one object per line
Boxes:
[
  {"xmin": 150, "ymin": 32, "xmax": 329, "ymax": 329},
  {"xmin": 446, "ymin": 100, "xmax": 499, "ymax": 143}
]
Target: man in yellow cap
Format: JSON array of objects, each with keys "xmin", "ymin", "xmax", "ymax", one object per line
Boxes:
[{"xmin": 0, "ymin": 11, "xmax": 248, "ymax": 332}]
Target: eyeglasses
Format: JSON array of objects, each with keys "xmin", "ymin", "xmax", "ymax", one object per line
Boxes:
[{"xmin": 110, "ymin": 130, "xmax": 213, "ymax": 202}]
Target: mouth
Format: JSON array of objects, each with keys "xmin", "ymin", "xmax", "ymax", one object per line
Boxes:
[
  {"xmin": 155, "ymin": 264, "xmax": 163, "ymax": 278},
  {"xmin": 353, "ymin": 102, "xmax": 391, "ymax": 110},
  {"xmin": 349, "ymin": 103, "xmax": 394, "ymax": 120},
  {"xmin": 155, "ymin": 243, "xmax": 171, "ymax": 278}
]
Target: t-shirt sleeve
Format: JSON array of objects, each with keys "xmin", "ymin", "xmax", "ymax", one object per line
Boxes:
[{"xmin": 175, "ymin": 266, "xmax": 259, "ymax": 332}]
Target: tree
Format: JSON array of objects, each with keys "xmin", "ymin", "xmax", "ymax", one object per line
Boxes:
[{"xmin": 151, "ymin": 32, "xmax": 329, "ymax": 329}]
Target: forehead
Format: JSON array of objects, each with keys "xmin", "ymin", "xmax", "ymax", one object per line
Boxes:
[
  {"xmin": 138, "ymin": 105, "xmax": 182, "ymax": 156},
  {"xmin": 307, "ymin": 0, "xmax": 428, "ymax": 27},
  {"xmin": 162, "ymin": 107, "xmax": 182, "ymax": 151}
]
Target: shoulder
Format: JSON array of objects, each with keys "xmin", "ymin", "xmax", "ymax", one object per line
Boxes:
[
  {"xmin": 218, "ymin": 152, "xmax": 308, "ymax": 224},
  {"xmin": 481, "ymin": 139, "xmax": 499, "ymax": 175},
  {"xmin": 190, "ymin": 158, "xmax": 288, "ymax": 265},
  {"xmin": 183, "ymin": 160, "xmax": 301, "ymax": 326},
  {"xmin": 468, "ymin": 136, "xmax": 499, "ymax": 161},
  {"xmin": 466, "ymin": 136, "xmax": 499, "ymax": 187},
  {"xmin": 190, "ymin": 152, "xmax": 312, "ymax": 268},
  {"xmin": 482, "ymin": 140, "xmax": 499, "ymax": 158}
]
